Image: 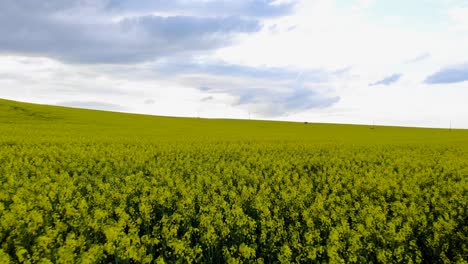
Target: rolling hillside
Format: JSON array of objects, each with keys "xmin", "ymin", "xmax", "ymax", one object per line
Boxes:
[{"xmin": 1, "ymin": 98, "xmax": 467, "ymax": 145}]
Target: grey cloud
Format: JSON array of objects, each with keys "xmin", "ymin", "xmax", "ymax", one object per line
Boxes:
[
  {"xmin": 199, "ymin": 86, "xmax": 211, "ymax": 92},
  {"xmin": 52, "ymin": 58, "xmax": 339, "ymax": 117},
  {"xmin": 104, "ymin": 0, "xmax": 297, "ymax": 18},
  {"xmin": 57, "ymin": 101, "xmax": 126, "ymax": 111},
  {"xmin": 0, "ymin": 14, "xmax": 259, "ymax": 63},
  {"xmin": 1, "ymin": 0, "xmax": 77, "ymax": 15},
  {"xmin": 425, "ymin": 64, "xmax": 468, "ymax": 84},
  {"xmin": 151, "ymin": 60, "xmax": 330, "ymax": 82},
  {"xmin": 200, "ymin": 96, "xmax": 214, "ymax": 102},
  {"xmin": 144, "ymin": 99, "xmax": 155, "ymax": 105},
  {"xmin": 0, "ymin": 1, "xmax": 268, "ymax": 64},
  {"xmin": 1, "ymin": 0, "xmax": 296, "ymax": 18},
  {"xmin": 147, "ymin": 59, "xmax": 340, "ymax": 116},
  {"xmin": 332, "ymin": 66, "xmax": 352, "ymax": 76},
  {"xmin": 199, "ymin": 85, "xmax": 339, "ymax": 117},
  {"xmin": 370, "ymin": 74, "xmax": 402, "ymax": 86}
]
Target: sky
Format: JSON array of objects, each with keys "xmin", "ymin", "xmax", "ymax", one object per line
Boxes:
[{"xmin": 1, "ymin": 0, "xmax": 468, "ymax": 128}]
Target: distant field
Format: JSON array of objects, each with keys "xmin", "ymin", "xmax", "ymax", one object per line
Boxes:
[
  {"xmin": 1, "ymin": 98, "xmax": 467, "ymax": 145},
  {"xmin": 0, "ymin": 98, "xmax": 467, "ymax": 263}
]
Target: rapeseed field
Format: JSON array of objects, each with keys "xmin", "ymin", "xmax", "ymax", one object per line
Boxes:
[{"xmin": 0, "ymin": 99, "xmax": 467, "ymax": 263}]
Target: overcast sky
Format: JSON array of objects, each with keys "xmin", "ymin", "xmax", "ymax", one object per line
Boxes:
[{"xmin": 1, "ymin": 0, "xmax": 468, "ymax": 128}]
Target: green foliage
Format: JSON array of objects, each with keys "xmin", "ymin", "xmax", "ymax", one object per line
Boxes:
[{"xmin": 0, "ymin": 99, "xmax": 467, "ymax": 263}]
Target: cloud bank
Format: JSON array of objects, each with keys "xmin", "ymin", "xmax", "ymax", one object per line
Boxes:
[
  {"xmin": 0, "ymin": 0, "xmax": 295, "ymax": 64},
  {"xmin": 150, "ymin": 60, "xmax": 329, "ymax": 82},
  {"xmin": 198, "ymin": 84, "xmax": 339, "ymax": 117}
]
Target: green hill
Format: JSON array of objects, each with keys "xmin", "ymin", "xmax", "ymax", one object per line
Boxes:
[{"xmin": 1, "ymin": 98, "xmax": 467, "ymax": 145}]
